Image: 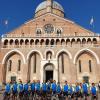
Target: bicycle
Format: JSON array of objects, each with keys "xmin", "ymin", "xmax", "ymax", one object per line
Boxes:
[{"xmin": 3, "ymin": 92, "xmax": 10, "ymax": 100}]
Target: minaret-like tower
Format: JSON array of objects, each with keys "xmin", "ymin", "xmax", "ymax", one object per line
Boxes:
[{"xmin": 46, "ymin": 0, "xmax": 53, "ymax": 13}]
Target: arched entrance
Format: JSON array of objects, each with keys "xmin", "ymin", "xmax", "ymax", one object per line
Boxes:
[{"xmin": 44, "ymin": 63, "xmax": 54, "ymax": 82}]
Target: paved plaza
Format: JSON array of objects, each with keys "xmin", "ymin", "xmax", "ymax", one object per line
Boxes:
[{"xmin": 0, "ymin": 91, "xmax": 100, "ymax": 100}]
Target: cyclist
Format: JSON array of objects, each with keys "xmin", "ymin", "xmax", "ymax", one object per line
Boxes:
[
  {"xmin": 69, "ymin": 84, "xmax": 75, "ymax": 99},
  {"xmin": 3, "ymin": 82, "xmax": 11, "ymax": 100},
  {"xmin": 79, "ymin": 83, "xmax": 83, "ymax": 98},
  {"xmin": 41, "ymin": 81, "xmax": 47, "ymax": 97},
  {"xmin": 82, "ymin": 81, "xmax": 89, "ymax": 99},
  {"xmin": 46, "ymin": 80, "xmax": 51, "ymax": 94},
  {"xmin": 75, "ymin": 83, "xmax": 81, "ymax": 99},
  {"xmin": 51, "ymin": 80, "xmax": 57, "ymax": 95},
  {"xmin": 18, "ymin": 80, "xmax": 23, "ymax": 100},
  {"xmin": 35, "ymin": 80, "xmax": 41, "ymax": 96},
  {"xmin": 12, "ymin": 80, "xmax": 18, "ymax": 100},
  {"xmin": 90, "ymin": 83, "xmax": 98, "ymax": 100},
  {"xmin": 63, "ymin": 81, "xmax": 69, "ymax": 97},
  {"xmin": 23, "ymin": 80, "xmax": 29, "ymax": 100},
  {"xmin": 56, "ymin": 82, "xmax": 62, "ymax": 98},
  {"xmin": 30, "ymin": 80, "xmax": 35, "ymax": 98}
]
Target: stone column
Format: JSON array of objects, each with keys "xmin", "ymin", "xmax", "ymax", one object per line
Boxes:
[
  {"xmin": 40, "ymin": 60, "xmax": 46, "ymax": 83},
  {"xmin": 53, "ymin": 60, "xmax": 58, "ymax": 83},
  {"xmin": 70, "ymin": 61, "xmax": 77, "ymax": 84}
]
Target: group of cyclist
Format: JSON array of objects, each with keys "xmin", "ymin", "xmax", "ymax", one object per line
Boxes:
[{"xmin": 3, "ymin": 79, "xmax": 100, "ymax": 100}]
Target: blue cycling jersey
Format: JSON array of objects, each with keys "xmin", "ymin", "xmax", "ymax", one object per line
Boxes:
[
  {"xmin": 91, "ymin": 86, "xmax": 97, "ymax": 95},
  {"xmin": 51, "ymin": 83, "xmax": 57, "ymax": 92},
  {"xmin": 18, "ymin": 84, "xmax": 23, "ymax": 92},
  {"xmin": 31, "ymin": 83, "xmax": 35, "ymax": 91},
  {"xmin": 63, "ymin": 84, "xmax": 69, "ymax": 92},
  {"xmin": 47, "ymin": 83, "xmax": 51, "ymax": 91},
  {"xmin": 5, "ymin": 84, "xmax": 11, "ymax": 93},
  {"xmin": 24, "ymin": 84, "xmax": 29, "ymax": 92},
  {"xmin": 42, "ymin": 83, "xmax": 47, "ymax": 91},
  {"xmin": 12, "ymin": 83, "xmax": 18, "ymax": 92},
  {"xmin": 69, "ymin": 86, "xmax": 74, "ymax": 94},
  {"xmin": 82, "ymin": 83, "xmax": 88, "ymax": 93},
  {"xmin": 75, "ymin": 86, "xmax": 80, "ymax": 92},
  {"xmin": 56, "ymin": 84, "xmax": 61, "ymax": 93},
  {"xmin": 35, "ymin": 83, "xmax": 40, "ymax": 91}
]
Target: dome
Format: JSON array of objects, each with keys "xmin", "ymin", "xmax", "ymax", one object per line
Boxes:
[{"xmin": 35, "ymin": 1, "xmax": 64, "ymax": 13}]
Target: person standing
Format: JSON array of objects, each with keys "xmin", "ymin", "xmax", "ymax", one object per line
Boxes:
[
  {"xmin": 12, "ymin": 81, "xmax": 18, "ymax": 100},
  {"xmin": 23, "ymin": 80, "xmax": 29, "ymax": 100},
  {"xmin": 63, "ymin": 81, "xmax": 69, "ymax": 97},
  {"xmin": 90, "ymin": 83, "xmax": 98, "ymax": 100},
  {"xmin": 51, "ymin": 80, "xmax": 57, "ymax": 95},
  {"xmin": 82, "ymin": 82, "xmax": 89, "ymax": 99},
  {"xmin": 3, "ymin": 82, "xmax": 11, "ymax": 100},
  {"xmin": 18, "ymin": 80, "xmax": 23, "ymax": 100},
  {"xmin": 42, "ymin": 81, "xmax": 47, "ymax": 97}
]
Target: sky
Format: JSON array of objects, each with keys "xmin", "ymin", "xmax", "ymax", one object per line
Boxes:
[{"xmin": 0, "ymin": 0, "xmax": 100, "ymax": 36}]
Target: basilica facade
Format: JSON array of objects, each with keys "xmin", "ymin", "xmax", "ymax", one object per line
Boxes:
[{"xmin": 0, "ymin": 0, "xmax": 100, "ymax": 84}]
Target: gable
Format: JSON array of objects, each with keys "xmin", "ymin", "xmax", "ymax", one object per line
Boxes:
[{"xmin": 5, "ymin": 13, "xmax": 94, "ymax": 37}]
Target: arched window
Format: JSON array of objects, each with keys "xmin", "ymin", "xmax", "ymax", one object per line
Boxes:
[
  {"xmin": 40, "ymin": 39, "xmax": 45, "ymax": 45},
  {"xmin": 25, "ymin": 39, "xmax": 29, "ymax": 45},
  {"xmin": 15, "ymin": 39, "xmax": 19, "ymax": 45},
  {"xmin": 82, "ymin": 38, "xmax": 86, "ymax": 44},
  {"xmin": 57, "ymin": 29, "xmax": 61, "ymax": 35},
  {"xmin": 30, "ymin": 39, "xmax": 34, "ymax": 45},
  {"xmin": 51, "ymin": 39, "xmax": 54, "ymax": 47},
  {"xmin": 89, "ymin": 60, "xmax": 92, "ymax": 72},
  {"xmin": 4, "ymin": 39, "xmax": 8, "ymax": 48},
  {"xmin": 56, "ymin": 39, "xmax": 60, "ymax": 45},
  {"xmin": 8, "ymin": 60, "xmax": 12, "ymax": 71},
  {"xmin": 36, "ymin": 29, "xmax": 41, "ymax": 35},
  {"xmin": 61, "ymin": 54, "xmax": 64, "ymax": 73},
  {"xmin": 71, "ymin": 39, "xmax": 75, "ymax": 45},
  {"xmin": 61, "ymin": 39, "xmax": 65, "ymax": 45},
  {"xmin": 79, "ymin": 60, "xmax": 82, "ymax": 72},
  {"xmin": 20, "ymin": 39, "xmax": 24, "ymax": 45},
  {"xmin": 33, "ymin": 53, "xmax": 36, "ymax": 73},
  {"xmin": 66, "ymin": 39, "xmax": 70, "ymax": 46},
  {"xmin": 18, "ymin": 60, "xmax": 21, "ymax": 71},
  {"xmin": 46, "ymin": 39, "xmax": 49, "ymax": 46},
  {"xmin": 10, "ymin": 39, "xmax": 14, "ymax": 45},
  {"xmin": 87, "ymin": 38, "xmax": 92, "ymax": 44},
  {"xmin": 46, "ymin": 51, "xmax": 52, "ymax": 60},
  {"xmin": 93, "ymin": 38, "xmax": 97, "ymax": 44},
  {"xmin": 35, "ymin": 39, "xmax": 39, "ymax": 45}
]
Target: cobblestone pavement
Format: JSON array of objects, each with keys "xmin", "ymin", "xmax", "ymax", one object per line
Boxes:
[{"xmin": 0, "ymin": 91, "xmax": 100, "ymax": 100}]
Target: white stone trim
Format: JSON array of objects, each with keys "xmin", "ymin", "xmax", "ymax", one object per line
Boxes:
[
  {"xmin": 27, "ymin": 50, "xmax": 43, "ymax": 61},
  {"xmin": 73, "ymin": 48, "xmax": 100, "ymax": 64},
  {"xmin": 56, "ymin": 49, "xmax": 72, "ymax": 59},
  {"xmin": 2, "ymin": 49, "xmax": 26, "ymax": 64}
]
